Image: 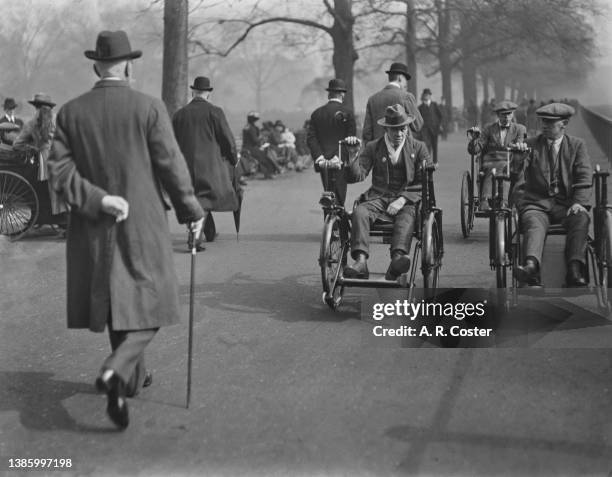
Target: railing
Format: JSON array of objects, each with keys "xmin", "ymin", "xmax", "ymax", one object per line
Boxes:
[{"xmin": 580, "ymin": 105, "xmax": 612, "ymax": 165}]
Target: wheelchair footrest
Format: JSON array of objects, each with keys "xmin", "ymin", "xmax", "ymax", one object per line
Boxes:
[{"xmin": 340, "ymin": 276, "xmax": 408, "ymax": 288}]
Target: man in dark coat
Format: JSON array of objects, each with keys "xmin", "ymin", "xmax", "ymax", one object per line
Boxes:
[
  {"xmin": 48, "ymin": 31, "xmax": 205, "ymax": 429},
  {"xmin": 467, "ymin": 100, "xmax": 526, "ymax": 210},
  {"xmin": 0, "ymin": 97, "xmax": 24, "ymax": 145},
  {"xmin": 417, "ymin": 88, "xmax": 443, "ymax": 165},
  {"xmin": 512, "ymin": 103, "xmax": 592, "ymax": 287},
  {"xmin": 343, "ymin": 104, "xmax": 431, "ymax": 281},
  {"xmin": 362, "ymin": 63, "xmax": 423, "ymax": 142},
  {"xmin": 307, "ymin": 78, "xmax": 356, "ymax": 206},
  {"xmin": 173, "ymin": 76, "xmax": 239, "ymax": 248}
]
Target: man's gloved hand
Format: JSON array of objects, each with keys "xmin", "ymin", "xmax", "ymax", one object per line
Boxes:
[
  {"xmin": 386, "ymin": 197, "xmax": 407, "ymax": 216},
  {"xmin": 328, "ymin": 155, "xmax": 342, "ymax": 169},
  {"xmin": 188, "ymin": 217, "xmax": 205, "ymax": 241},
  {"xmin": 343, "ymin": 136, "xmax": 361, "ymax": 146},
  {"xmin": 511, "ymin": 142, "xmax": 529, "ymax": 152},
  {"xmin": 567, "ymin": 203, "xmax": 588, "ymax": 216},
  {"xmin": 315, "ymin": 155, "xmax": 326, "ymax": 168},
  {"xmin": 101, "ymin": 195, "xmax": 129, "ymax": 222}
]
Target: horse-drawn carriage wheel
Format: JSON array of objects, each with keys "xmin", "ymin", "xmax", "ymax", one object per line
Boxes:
[
  {"xmin": 0, "ymin": 171, "xmax": 39, "ymax": 241},
  {"xmin": 460, "ymin": 171, "xmax": 472, "ymax": 238},
  {"xmin": 422, "ymin": 211, "xmax": 441, "ymax": 291},
  {"xmin": 319, "ymin": 214, "xmax": 348, "ymax": 310}
]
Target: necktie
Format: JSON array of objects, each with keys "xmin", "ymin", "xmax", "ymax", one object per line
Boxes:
[{"xmin": 548, "ymin": 141, "xmax": 559, "ymax": 195}]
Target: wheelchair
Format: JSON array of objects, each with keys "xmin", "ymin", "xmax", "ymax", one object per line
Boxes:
[
  {"xmin": 318, "ymin": 141, "xmax": 443, "ymax": 310},
  {"xmin": 489, "ymin": 161, "xmax": 612, "ymax": 313},
  {"xmin": 461, "ymin": 128, "xmax": 520, "ymax": 238}
]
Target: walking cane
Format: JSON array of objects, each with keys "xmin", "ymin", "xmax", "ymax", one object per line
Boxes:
[{"xmin": 186, "ymin": 228, "xmax": 196, "ymax": 409}]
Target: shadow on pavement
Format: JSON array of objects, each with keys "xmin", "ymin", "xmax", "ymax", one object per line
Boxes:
[{"xmin": 0, "ymin": 371, "xmax": 117, "ymax": 433}]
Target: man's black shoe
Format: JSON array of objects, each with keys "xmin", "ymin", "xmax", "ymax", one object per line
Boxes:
[
  {"xmin": 95, "ymin": 370, "xmax": 129, "ymax": 430},
  {"xmin": 566, "ymin": 260, "xmax": 588, "ymax": 287},
  {"xmin": 344, "ymin": 260, "xmax": 369, "ymax": 279},
  {"xmin": 516, "ymin": 258, "xmax": 541, "ymax": 286},
  {"xmin": 143, "ymin": 371, "xmax": 153, "ymax": 388},
  {"xmin": 385, "ymin": 254, "xmax": 411, "ymax": 281}
]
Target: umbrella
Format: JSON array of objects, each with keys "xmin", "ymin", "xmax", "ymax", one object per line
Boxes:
[
  {"xmin": 232, "ymin": 166, "xmax": 244, "ymax": 242},
  {"xmin": 186, "ymin": 229, "xmax": 196, "ymax": 408}
]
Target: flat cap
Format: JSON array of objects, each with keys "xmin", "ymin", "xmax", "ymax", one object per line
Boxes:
[
  {"xmin": 494, "ymin": 100, "xmax": 518, "ymax": 113},
  {"xmin": 536, "ymin": 102, "xmax": 575, "ymax": 120}
]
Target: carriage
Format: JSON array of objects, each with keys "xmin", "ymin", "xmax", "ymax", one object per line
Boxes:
[
  {"xmin": 319, "ymin": 141, "xmax": 443, "ymax": 310},
  {"xmin": 0, "ymin": 142, "xmax": 66, "ymax": 241}
]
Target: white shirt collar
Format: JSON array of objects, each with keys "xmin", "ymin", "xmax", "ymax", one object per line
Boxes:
[
  {"xmin": 388, "ymin": 81, "xmax": 401, "ymax": 89},
  {"xmin": 384, "ymin": 134, "xmax": 406, "ymax": 164},
  {"xmin": 328, "ymin": 98, "xmax": 342, "ymax": 104}
]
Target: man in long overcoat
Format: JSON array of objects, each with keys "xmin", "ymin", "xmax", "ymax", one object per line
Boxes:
[
  {"xmin": 362, "ymin": 62, "xmax": 423, "ymax": 142},
  {"xmin": 172, "ymin": 76, "xmax": 239, "ymax": 248},
  {"xmin": 417, "ymin": 88, "xmax": 443, "ymax": 165},
  {"xmin": 48, "ymin": 31, "xmax": 205, "ymax": 429},
  {"xmin": 307, "ymin": 78, "xmax": 356, "ymax": 207},
  {"xmin": 512, "ymin": 103, "xmax": 592, "ymax": 287}
]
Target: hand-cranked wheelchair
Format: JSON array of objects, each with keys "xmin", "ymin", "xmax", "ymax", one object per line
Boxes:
[
  {"xmin": 318, "ymin": 141, "xmax": 443, "ymax": 310},
  {"xmin": 488, "ymin": 158, "xmax": 612, "ymax": 313},
  {"xmin": 460, "ymin": 128, "xmax": 521, "ymax": 238},
  {"xmin": 0, "ymin": 144, "xmax": 67, "ymax": 241}
]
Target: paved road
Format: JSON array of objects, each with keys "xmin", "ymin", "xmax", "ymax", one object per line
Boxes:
[{"xmin": 1, "ymin": 126, "xmax": 612, "ymax": 476}]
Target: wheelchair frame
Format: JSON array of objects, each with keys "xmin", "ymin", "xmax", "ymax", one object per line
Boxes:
[{"xmin": 318, "ymin": 141, "xmax": 443, "ymax": 310}]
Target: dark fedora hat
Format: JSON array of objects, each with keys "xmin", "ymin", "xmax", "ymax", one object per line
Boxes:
[
  {"xmin": 325, "ymin": 78, "xmax": 347, "ymax": 92},
  {"xmin": 385, "ymin": 62, "xmax": 411, "ymax": 80},
  {"xmin": 85, "ymin": 30, "xmax": 142, "ymax": 62},
  {"xmin": 3, "ymin": 97, "xmax": 17, "ymax": 110},
  {"xmin": 28, "ymin": 93, "xmax": 56, "ymax": 108},
  {"xmin": 421, "ymin": 88, "xmax": 432, "ymax": 96},
  {"xmin": 190, "ymin": 76, "xmax": 213, "ymax": 91},
  {"xmin": 377, "ymin": 104, "xmax": 415, "ymax": 128}
]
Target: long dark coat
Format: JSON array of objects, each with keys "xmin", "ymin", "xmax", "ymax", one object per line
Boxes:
[
  {"xmin": 172, "ymin": 97, "xmax": 239, "ymax": 212},
  {"xmin": 49, "ymin": 80, "xmax": 204, "ymax": 332}
]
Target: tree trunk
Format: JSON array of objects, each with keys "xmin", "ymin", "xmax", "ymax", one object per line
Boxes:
[
  {"xmin": 461, "ymin": 58, "xmax": 477, "ymax": 112},
  {"xmin": 481, "ymin": 70, "xmax": 489, "ymax": 103},
  {"xmin": 404, "ymin": 0, "xmax": 417, "ymax": 96},
  {"xmin": 162, "ymin": 0, "xmax": 189, "ymax": 117},
  {"xmin": 437, "ymin": 0, "xmax": 453, "ymax": 114},
  {"xmin": 330, "ymin": 0, "xmax": 357, "ymax": 111},
  {"xmin": 492, "ymin": 71, "xmax": 506, "ymax": 102}
]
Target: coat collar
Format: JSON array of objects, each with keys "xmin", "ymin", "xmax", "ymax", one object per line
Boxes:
[{"xmin": 93, "ymin": 79, "xmax": 130, "ymax": 89}]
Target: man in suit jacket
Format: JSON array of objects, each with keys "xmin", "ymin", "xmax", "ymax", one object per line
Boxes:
[
  {"xmin": 0, "ymin": 97, "xmax": 24, "ymax": 145},
  {"xmin": 48, "ymin": 31, "xmax": 205, "ymax": 429},
  {"xmin": 362, "ymin": 62, "xmax": 423, "ymax": 142},
  {"xmin": 344, "ymin": 104, "xmax": 431, "ymax": 281},
  {"xmin": 417, "ymin": 88, "xmax": 443, "ymax": 164},
  {"xmin": 307, "ymin": 78, "xmax": 356, "ymax": 206},
  {"xmin": 512, "ymin": 103, "xmax": 592, "ymax": 287},
  {"xmin": 173, "ymin": 76, "xmax": 239, "ymax": 248},
  {"xmin": 467, "ymin": 100, "xmax": 526, "ymax": 209}
]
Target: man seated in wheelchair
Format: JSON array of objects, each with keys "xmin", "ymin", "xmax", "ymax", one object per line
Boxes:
[
  {"xmin": 512, "ymin": 102, "xmax": 592, "ymax": 288},
  {"xmin": 467, "ymin": 100, "xmax": 526, "ymax": 210},
  {"xmin": 342, "ymin": 104, "xmax": 431, "ymax": 280}
]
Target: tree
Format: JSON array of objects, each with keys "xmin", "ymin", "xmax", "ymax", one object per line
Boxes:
[{"xmin": 162, "ymin": 0, "xmax": 189, "ymax": 116}]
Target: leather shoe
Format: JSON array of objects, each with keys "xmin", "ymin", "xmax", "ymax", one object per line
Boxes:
[
  {"xmin": 344, "ymin": 260, "xmax": 369, "ymax": 279},
  {"xmin": 516, "ymin": 258, "xmax": 541, "ymax": 286},
  {"xmin": 385, "ymin": 254, "xmax": 411, "ymax": 281},
  {"xmin": 566, "ymin": 260, "xmax": 587, "ymax": 287},
  {"xmin": 95, "ymin": 370, "xmax": 129, "ymax": 430},
  {"xmin": 143, "ymin": 371, "xmax": 153, "ymax": 388}
]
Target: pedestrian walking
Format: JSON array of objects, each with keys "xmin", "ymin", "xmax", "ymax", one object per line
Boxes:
[
  {"xmin": 172, "ymin": 76, "xmax": 239, "ymax": 248},
  {"xmin": 417, "ymin": 88, "xmax": 443, "ymax": 165},
  {"xmin": 307, "ymin": 78, "xmax": 356, "ymax": 207},
  {"xmin": 48, "ymin": 30, "xmax": 205, "ymax": 429}
]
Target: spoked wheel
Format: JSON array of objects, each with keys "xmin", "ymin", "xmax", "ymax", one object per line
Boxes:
[
  {"xmin": 460, "ymin": 171, "xmax": 473, "ymax": 238},
  {"xmin": 319, "ymin": 214, "xmax": 348, "ymax": 310},
  {"xmin": 0, "ymin": 171, "xmax": 39, "ymax": 241},
  {"xmin": 422, "ymin": 211, "xmax": 442, "ymax": 291},
  {"xmin": 597, "ymin": 210, "xmax": 612, "ymax": 315},
  {"xmin": 494, "ymin": 213, "xmax": 508, "ymax": 288}
]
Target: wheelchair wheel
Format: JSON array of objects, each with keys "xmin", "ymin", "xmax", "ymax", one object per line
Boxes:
[
  {"xmin": 0, "ymin": 171, "xmax": 39, "ymax": 241},
  {"xmin": 319, "ymin": 213, "xmax": 348, "ymax": 309},
  {"xmin": 597, "ymin": 209, "xmax": 612, "ymax": 310},
  {"xmin": 460, "ymin": 171, "xmax": 473, "ymax": 238},
  {"xmin": 494, "ymin": 213, "xmax": 508, "ymax": 288},
  {"xmin": 422, "ymin": 211, "xmax": 442, "ymax": 290}
]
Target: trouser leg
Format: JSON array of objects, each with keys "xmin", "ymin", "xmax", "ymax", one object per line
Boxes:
[
  {"xmin": 562, "ymin": 209, "xmax": 590, "ymax": 264},
  {"xmin": 391, "ymin": 204, "xmax": 417, "ymax": 256},
  {"xmin": 351, "ymin": 198, "xmax": 387, "ymax": 259},
  {"xmin": 105, "ymin": 318, "xmax": 158, "ymax": 397},
  {"xmin": 520, "ymin": 208, "xmax": 549, "ymax": 264}
]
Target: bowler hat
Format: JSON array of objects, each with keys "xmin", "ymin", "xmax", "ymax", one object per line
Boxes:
[
  {"xmin": 377, "ymin": 104, "xmax": 415, "ymax": 128},
  {"xmin": 536, "ymin": 102, "xmax": 575, "ymax": 120},
  {"xmin": 85, "ymin": 30, "xmax": 142, "ymax": 61},
  {"xmin": 326, "ymin": 78, "xmax": 347, "ymax": 92},
  {"xmin": 247, "ymin": 111, "xmax": 260, "ymax": 120},
  {"xmin": 421, "ymin": 88, "xmax": 432, "ymax": 96},
  {"xmin": 190, "ymin": 76, "xmax": 213, "ymax": 91},
  {"xmin": 494, "ymin": 100, "xmax": 518, "ymax": 113},
  {"xmin": 28, "ymin": 93, "xmax": 56, "ymax": 108},
  {"xmin": 3, "ymin": 98, "xmax": 17, "ymax": 110},
  {"xmin": 385, "ymin": 62, "xmax": 411, "ymax": 80}
]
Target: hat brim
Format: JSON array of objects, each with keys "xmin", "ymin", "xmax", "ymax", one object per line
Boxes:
[
  {"xmin": 326, "ymin": 87, "xmax": 347, "ymax": 92},
  {"xmin": 190, "ymin": 85, "xmax": 213, "ymax": 91},
  {"xmin": 385, "ymin": 69, "xmax": 411, "ymax": 80},
  {"xmin": 28, "ymin": 100, "xmax": 56, "ymax": 108},
  {"xmin": 537, "ymin": 114, "xmax": 569, "ymax": 120},
  {"xmin": 84, "ymin": 50, "xmax": 142, "ymax": 61},
  {"xmin": 495, "ymin": 109, "xmax": 516, "ymax": 114},
  {"xmin": 377, "ymin": 117, "xmax": 414, "ymax": 128}
]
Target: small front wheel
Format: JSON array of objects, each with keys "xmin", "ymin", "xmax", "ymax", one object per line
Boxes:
[
  {"xmin": 319, "ymin": 213, "xmax": 348, "ymax": 310},
  {"xmin": 422, "ymin": 211, "xmax": 442, "ymax": 291},
  {"xmin": 460, "ymin": 171, "xmax": 473, "ymax": 238}
]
